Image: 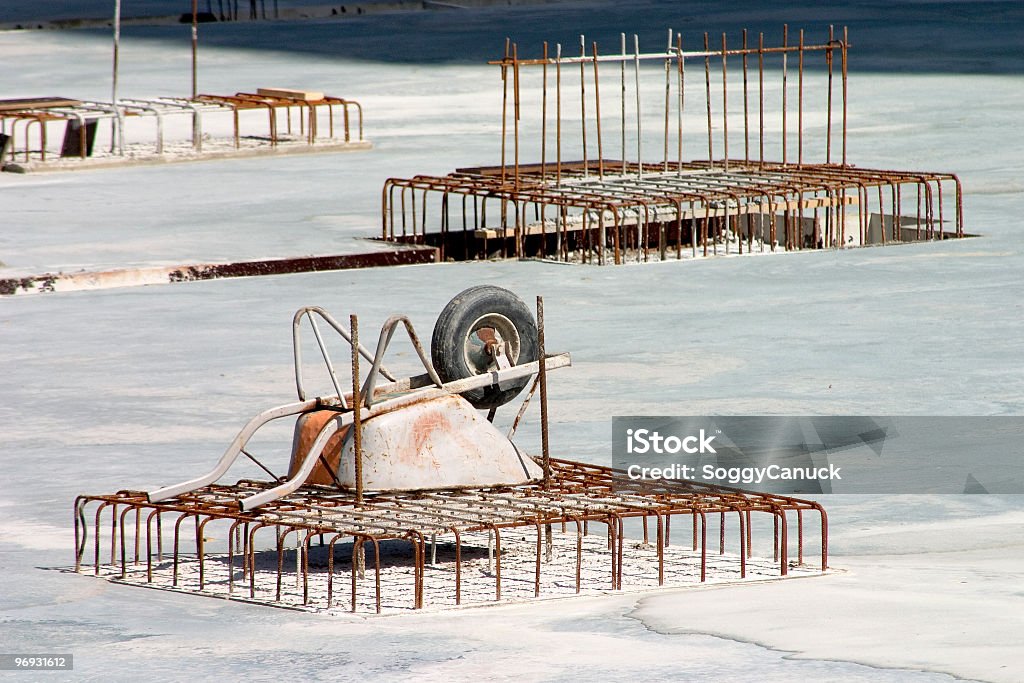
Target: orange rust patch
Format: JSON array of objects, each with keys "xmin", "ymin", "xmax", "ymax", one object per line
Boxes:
[
  {"xmin": 288, "ymin": 410, "xmax": 351, "ymax": 485},
  {"xmin": 410, "ymin": 409, "xmax": 451, "ymax": 469}
]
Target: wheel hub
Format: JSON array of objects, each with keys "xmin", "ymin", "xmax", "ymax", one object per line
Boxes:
[{"xmin": 463, "ymin": 313, "xmax": 521, "ymax": 374}]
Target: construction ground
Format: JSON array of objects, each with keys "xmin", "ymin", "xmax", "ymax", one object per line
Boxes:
[{"xmin": 1, "ymin": 1, "xmax": 1023, "ymax": 681}]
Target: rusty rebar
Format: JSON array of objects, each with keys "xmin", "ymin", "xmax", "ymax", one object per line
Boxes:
[
  {"xmin": 663, "ymin": 29, "xmax": 673, "ymax": 172},
  {"xmin": 721, "ymin": 33, "xmax": 729, "ymax": 173},
  {"xmin": 76, "ymin": 455, "xmax": 828, "ymax": 614},
  {"xmin": 537, "ymin": 297, "xmax": 551, "ymax": 489},
  {"xmin": 350, "ymin": 314, "xmax": 362, "ymax": 504},
  {"xmin": 798, "ymin": 29, "xmax": 804, "ymax": 166},
  {"xmin": 703, "ymin": 33, "xmax": 713, "ymax": 167},
  {"xmin": 592, "ymin": 41, "xmax": 604, "ymax": 178},
  {"xmin": 541, "ymin": 42, "xmax": 548, "ymax": 182},
  {"xmin": 579, "ymin": 36, "xmax": 588, "ymax": 177},
  {"xmin": 782, "ymin": 24, "xmax": 789, "ymax": 165}
]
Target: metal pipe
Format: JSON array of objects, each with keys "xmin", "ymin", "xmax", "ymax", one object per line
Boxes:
[
  {"xmin": 192, "ymin": 0, "xmax": 199, "ymax": 99},
  {"xmin": 111, "ymin": 0, "xmax": 125, "ymax": 155}
]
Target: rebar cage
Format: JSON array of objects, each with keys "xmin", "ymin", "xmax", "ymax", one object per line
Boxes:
[
  {"xmin": 0, "ymin": 93, "xmax": 363, "ymax": 163},
  {"xmin": 381, "ymin": 26, "xmax": 965, "ymax": 264},
  {"xmin": 74, "ymin": 459, "xmax": 827, "ymax": 614}
]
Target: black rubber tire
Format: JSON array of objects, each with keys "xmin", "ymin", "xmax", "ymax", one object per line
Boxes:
[{"xmin": 431, "ymin": 285, "xmax": 538, "ymax": 410}]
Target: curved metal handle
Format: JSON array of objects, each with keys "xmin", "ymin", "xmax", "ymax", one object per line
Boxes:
[
  {"xmin": 238, "ymin": 411, "xmax": 352, "ymax": 512},
  {"xmin": 361, "ymin": 315, "xmax": 444, "ymax": 408},
  {"xmin": 292, "ymin": 306, "xmax": 395, "ymax": 401},
  {"xmin": 147, "ymin": 398, "xmax": 316, "ymax": 502}
]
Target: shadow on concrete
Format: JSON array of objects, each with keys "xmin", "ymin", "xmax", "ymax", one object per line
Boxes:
[{"xmin": 12, "ymin": 0, "xmax": 1024, "ymax": 74}]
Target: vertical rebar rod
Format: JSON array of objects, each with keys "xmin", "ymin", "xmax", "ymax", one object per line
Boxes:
[
  {"xmin": 798, "ymin": 29, "xmax": 804, "ymax": 166},
  {"xmin": 592, "ymin": 42, "xmax": 604, "ymax": 177},
  {"xmin": 556, "ymin": 43, "xmax": 562, "ymax": 185},
  {"xmin": 873, "ymin": 184, "xmax": 888, "ymax": 244},
  {"xmin": 839, "ymin": 187, "xmax": 846, "ymax": 246},
  {"xmin": 500, "ymin": 38, "xmax": 509, "ymax": 184},
  {"xmin": 676, "ymin": 34, "xmax": 684, "ymax": 174},
  {"xmin": 826, "ymin": 25, "xmax": 834, "ymax": 164},
  {"xmin": 842, "ymin": 26, "xmax": 849, "ymax": 165},
  {"xmin": 398, "ymin": 188, "xmax": 406, "ymax": 237},
  {"xmin": 938, "ymin": 180, "xmax": 947, "ymax": 238},
  {"xmin": 956, "ymin": 176, "xmax": 963, "ymax": 237},
  {"xmin": 519, "ymin": 199, "xmax": 527, "ymax": 258},
  {"xmin": 513, "ymin": 42, "xmax": 521, "ymax": 188},
  {"xmin": 634, "ymin": 34, "xmax": 642, "ymax": 178},
  {"xmin": 663, "ymin": 29, "xmax": 672, "ymax": 171},
  {"xmin": 111, "ymin": 0, "xmax": 124, "ymax": 154},
  {"xmin": 421, "ymin": 190, "xmax": 427, "ymax": 239},
  {"xmin": 580, "ymin": 36, "xmax": 588, "ymax": 177},
  {"xmin": 758, "ymin": 32, "xmax": 765, "ymax": 167},
  {"xmin": 381, "ymin": 184, "xmax": 389, "ymax": 241},
  {"xmin": 350, "ymin": 314, "xmax": 363, "ymax": 504},
  {"xmin": 541, "ymin": 42, "xmax": 548, "ymax": 182},
  {"xmin": 742, "ymin": 29, "xmax": 749, "ymax": 163},
  {"xmin": 703, "ymin": 201, "xmax": 710, "ymax": 257},
  {"xmin": 703, "ymin": 33, "xmax": 712, "ymax": 167},
  {"xmin": 621, "ymin": 33, "xmax": 627, "ymax": 174},
  {"xmin": 721, "ymin": 33, "xmax": 729, "ymax": 172},
  {"xmin": 537, "ymin": 297, "xmax": 551, "ymax": 489},
  {"xmin": 921, "ymin": 183, "xmax": 929, "ymax": 241},
  {"xmin": 893, "ymin": 183, "xmax": 901, "ymax": 243},
  {"xmin": 191, "ymin": 0, "xmax": 199, "ymax": 99},
  {"xmin": 782, "ymin": 24, "xmax": 788, "ymax": 165}
]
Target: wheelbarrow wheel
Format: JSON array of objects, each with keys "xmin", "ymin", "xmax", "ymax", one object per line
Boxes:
[{"xmin": 431, "ymin": 285, "xmax": 538, "ymax": 410}]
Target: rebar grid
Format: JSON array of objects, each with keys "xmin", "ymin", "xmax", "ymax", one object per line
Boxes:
[
  {"xmin": 74, "ymin": 458, "xmax": 827, "ymax": 613},
  {"xmin": 382, "ymin": 161, "xmax": 962, "ymax": 263}
]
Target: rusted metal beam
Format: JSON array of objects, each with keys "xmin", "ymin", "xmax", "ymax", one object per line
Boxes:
[{"xmin": 1, "ymin": 247, "xmax": 438, "ymax": 297}]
